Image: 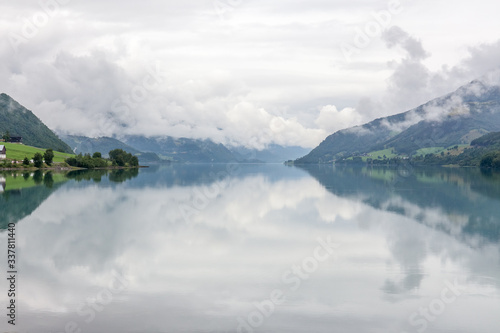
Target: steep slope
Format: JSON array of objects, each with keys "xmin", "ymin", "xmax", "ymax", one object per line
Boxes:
[
  {"xmin": 0, "ymin": 93, "xmax": 73, "ymax": 153},
  {"xmin": 122, "ymin": 135, "xmax": 238, "ymax": 163},
  {"xmin": 296, "ymin": 79, "xmax": 500, "ymax": 164}
]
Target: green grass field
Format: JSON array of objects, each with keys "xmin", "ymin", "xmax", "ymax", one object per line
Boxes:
[
  {"xmin": 2, "ymin": 142, "xmax": 74, "ymax": 163},
  {"xmin": 346, "ymin": 148, "xmax": 399, "ymax": 161},
  {"xmin": 366, "ymin": 148, "xmax": 398, "ymax": 160},
  {"xmin": 414, "ymin": 147, "xmax": 445, "ymax": 156}
]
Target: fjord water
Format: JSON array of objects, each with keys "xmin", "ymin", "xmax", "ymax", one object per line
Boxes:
[{"xmin": 1, "ymin": 165, "xmax": 500, "ymax": 333}]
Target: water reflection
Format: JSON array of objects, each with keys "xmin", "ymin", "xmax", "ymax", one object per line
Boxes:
[
  {"xmin": 0, "ymin": 171, "xmax": 68, "ymax": 228},
  {"xmin": 0, "ymin": 165, "xmax": 498, "ymax": 333},
  {"xmin": 66, "ymin": 168, "xmax": 140, "ymax": 183},
  {"xmin": 298, "ymin": 165, "xmax": 500, "ymax": 245}
]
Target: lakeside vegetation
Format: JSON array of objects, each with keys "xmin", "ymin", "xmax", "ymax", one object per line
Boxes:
[
  {"xmin": 65, "ymin": 149, "xmax": 139, "ymax": 169},
  {"xmin": 327, "ymin": 131, "xmax": 500, "ymax": 170},
  {"xmin": 1, "ymin": 142, "xmax": 141, "ymax": 170},
  {"xmin": 333, "ymin": 147, "xmax": 500, "ymax": 169}
]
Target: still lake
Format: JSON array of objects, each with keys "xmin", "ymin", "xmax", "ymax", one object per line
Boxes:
[{"xmin": 1, "ymin": 164, "xmax": 500, "ymax": 333}]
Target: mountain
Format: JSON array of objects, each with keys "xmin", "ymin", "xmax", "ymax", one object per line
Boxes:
[
  {"xmin": 122, "ymin": 135, "xmax": 238, "ymax": 163},
  {"xmin": 60, "ymin": 135, "xmax": 161, "ymax": 163},
  {"xmin": 229, "ymin": 144, "xmax": 311, "ymax": 163},
  {"xmin": 0, "ymin": 93, "xmax": 73, "ymax": 153},
  {"xmin": 296, "ymin": 78, "xmax": 500, "ymax": 164}
]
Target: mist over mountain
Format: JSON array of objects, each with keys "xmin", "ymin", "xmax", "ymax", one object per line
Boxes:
[
  {"xmin": 0, "ymin": 91, "xmax": 310, "ymax": 163},
  {"xmin": 296, "ymin": 75, "xmax": 500, "ymax": 164}
]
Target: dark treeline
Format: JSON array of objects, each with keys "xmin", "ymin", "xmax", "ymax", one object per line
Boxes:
[{"xmin": 65, "ymin": 149, "xmax": 139, "ymax": 169}]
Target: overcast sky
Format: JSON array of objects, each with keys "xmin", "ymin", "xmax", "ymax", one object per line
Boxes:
[{"xmin": 1, "ymin": 0, "xmax": 500, "ymax": 148}]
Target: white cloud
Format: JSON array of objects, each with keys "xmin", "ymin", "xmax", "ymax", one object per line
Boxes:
[
  {"xmin": 315, "ymin": 105, "xmax": 364, "ymax": 133},
  {"xmin": 1, "ymin": 0, "xmax": 500, "ymax": 148}
]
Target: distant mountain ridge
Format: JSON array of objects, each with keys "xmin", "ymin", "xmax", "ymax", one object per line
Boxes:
[
  {"xmin": 59, "ymin": 135, "xmax": 161, "ymax": 163},
  {"xmin": 296, "ymin": 78, "xmax": 500, "ymax": 164},
  {"xmin": 0, "ymin": 93, "xmax": 72, "ymax": 153},
  {"xmin": 229, "ymin": 144, "xmax": 310, "ymax": 163},
  {"xmin": 122, "ymin": 135, "xmax": 238, "ymax": 163}
]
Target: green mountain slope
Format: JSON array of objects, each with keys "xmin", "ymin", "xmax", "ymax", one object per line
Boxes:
[
  {"xmin": 296, "ymin": 79, "xmax": 500, "ymax": 164},
  {"xmin": 471, "ymin": 131, "xmax": 500, "ymax": 148},
  {"xmin": 0, "ymin": 93, "xmax": 72, "ymax": 153}
]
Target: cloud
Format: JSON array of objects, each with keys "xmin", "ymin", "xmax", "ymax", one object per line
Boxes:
[
  {"xmin": 315, "ymin": 105, "xmax": 364, "ymax": 133},
  {"xmin": 1, "ymin": 2, "xmax": 500, "ymax": 148},
  {"xmin": 356, "ymin": 27, "xmax": 500, "ymax": 129},
  {"xmin": 382, "ymin": 26, "xmax": 429, "ymax": 61}
]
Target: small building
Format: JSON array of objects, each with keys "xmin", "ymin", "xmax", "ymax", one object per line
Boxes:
[
  {"xmin": 0, "ymin": 145, "xmax": 6, "ymax": 159},
  {"xmin": 9, "ymin": 136, "xmax": 22, "ymax": 143}
]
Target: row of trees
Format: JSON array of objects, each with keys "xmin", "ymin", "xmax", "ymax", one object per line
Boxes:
[
  {"xmin": 2, "ymin": 146, "xmax": 139, "ymax": 170},
  {"xmin": 27, "ymin": 149, "xmax": 54, "ymax": 168},
  {"xmin": 65, "ymin": 152, "xmax": 109, "ymax": 169},
  {"xmin": 65, "ymin": 149, "xmax": 139, "ymax": 169},
  {"xmin": 1, "ymin": 149, "xmax": 54, "ymax": 168}
]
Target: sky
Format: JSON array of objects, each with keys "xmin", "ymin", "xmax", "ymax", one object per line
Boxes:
[{"xmin": 1, "ymin": 0, "xmax": 500, "ymax": 149}]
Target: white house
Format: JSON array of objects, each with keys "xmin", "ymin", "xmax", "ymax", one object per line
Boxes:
[{"xmin": 0, "ymin": 145, "xmax": 6, "ymax": 159}]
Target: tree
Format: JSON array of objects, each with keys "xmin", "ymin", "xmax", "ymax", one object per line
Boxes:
[
  {"xmin": 33, "ymin": 153, "xmax": 43, "ymax": 168},
  {"xmin": 92, "ymin": 152, "xmax": 102, "ymax": 159},
  {"xmin": 23, "ymin": 157, "xmax": 30, "ymax": 166},
  {"xmin": 43, "ymin": 149, "xmax": 54, "ymax": 166},
  {"xmin": 2, "ymin": 131, "xmax": 10, "ymax": 142},
  {"xmin": 480, "ymin": 152, "xmax": 500, "ymax": 169},
  {"xmin": 109, "ymin": 149, "xmax": 138, "ymax": 167},
  {"xmin": 352, "ymin": 156, "xmax": 362, "ymax": 163},
  {"xmin": 130, "ymin": 156, "xmax": 139, "ymax": 167}
]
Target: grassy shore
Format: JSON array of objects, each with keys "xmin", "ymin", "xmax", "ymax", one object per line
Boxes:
[{"xmin": 2, "ymin": 142, "xmax": 74, "ymax": 162}]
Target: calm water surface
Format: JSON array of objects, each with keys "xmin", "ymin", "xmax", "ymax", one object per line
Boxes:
[{"xmin": 1, "ymin": 165, "xmax": 500, "ymax": 333}]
